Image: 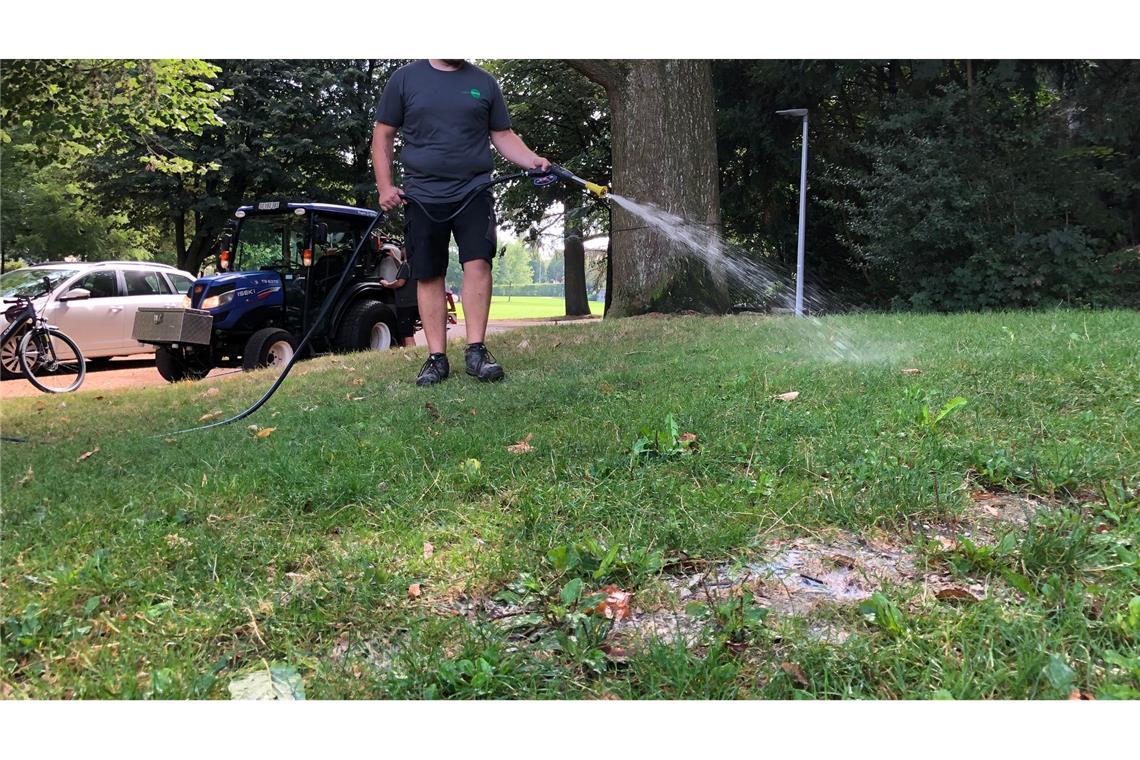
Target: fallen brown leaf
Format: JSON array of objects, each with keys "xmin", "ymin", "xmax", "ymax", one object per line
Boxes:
[
  {"xmin": 781, "ymin": 662, "xmax": 809, "ymax": 687},
  {"xmin": 469, "ymin": 408, "xmax": 477, "ymax": 416},
  {"xmin": 331, "ymin": 634, "xmax": 350, "ymax": 660},
  {"xmin": 774, "ymin": 391, "xmax": 800, "ymax": 402},
  {"xmin": 517, "ymin": 339, "xmax": 530, "ymax": 350},
  {"xmin": 423, "ymin": 542, "xmax": 434, "ymax": 560},
  {"xmin": 199, "ymin": 410, "xmax": 224, "ymax": 422},
  {"xmin": 18, "ymin": 467, "xmax": 34, "ymax": 486},
  {"xmin": 407, "ymin": 583, "xmax": 422, "ymax": 599},
  {"xmin": 352, "ymin": 377, "xmax": 365, "ymax": 386},
  {"xmin": 593, "ymin": 584, "xmax": 632, "ymax": 622},
  {"xmin": 78, "ymin": 446, "xmax": 100, "ymax": 462},
  {"xmin": 424, "ymin": 402, "xmax": 441, "ymax": 421},
  {"xmin": 507, "ymin": 433, "xmax": 534, "ymax": 454},
  {"xmin": 256, "ymin": 427, "xmax": 276, "ymax": 439},
  {"xmin": 204, "ymin": 387, "xmax": 221, "ymax": 397},
  {"xmin": 900, "ymin": 368, "xmax": 923, "ymax": 376},
  {"xmin": 678, "ymin": 433, "xmax": 698, "ymax": 444},
  {"xmin": 1069, "ymin": 689, "xmax": 1095, "ymax": 700},
  {"xmin": 935, "ymin": 586, "xmax": 981, "ymax": 603}
]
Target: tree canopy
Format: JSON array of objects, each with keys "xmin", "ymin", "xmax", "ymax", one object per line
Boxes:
[{"xmin": 3, "ymin": 58, "xmax": 1136, "ymax": 310}]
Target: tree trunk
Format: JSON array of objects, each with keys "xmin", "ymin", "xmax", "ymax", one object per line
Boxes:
[
  {"xmin": 562, "ymin": 193, "xmax": 590, "ymax": 316},
  {"xmin": 174, "ymin": 211, "xmax": 187, "ymax": 270},
  {"xmin": 568, "ymin": 60, "xmax": 726, "ymax": 317}
]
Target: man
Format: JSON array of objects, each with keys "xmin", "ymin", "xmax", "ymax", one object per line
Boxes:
[{"xmin": 372, "ymin": 59, "xmax": 550, "ymax": 386}]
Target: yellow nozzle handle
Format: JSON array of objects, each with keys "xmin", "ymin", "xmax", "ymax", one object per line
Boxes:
[{"xmin": 584, "ymin": 180, "xmax": 608, "ymax": 198}]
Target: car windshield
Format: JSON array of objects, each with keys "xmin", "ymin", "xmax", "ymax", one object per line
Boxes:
[{"xmin": 0, "ymin": 268, "xmax": 80, "ymax": 299}]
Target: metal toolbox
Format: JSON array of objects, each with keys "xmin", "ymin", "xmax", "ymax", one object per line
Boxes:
[{"xmin": 133, "ymin": 308, "xmax": 213, "ymax": 345}]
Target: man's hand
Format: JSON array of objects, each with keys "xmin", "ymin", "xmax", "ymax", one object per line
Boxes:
[
  {"xmin": 378, "ymin": 185, "xmax": 405, "ymax": 211},
  {"xmin": 531, "ymin": 155, "xmax": 551, "ymax": 172}
]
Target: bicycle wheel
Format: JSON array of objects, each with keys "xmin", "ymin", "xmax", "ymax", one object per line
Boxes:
[{"xmin": 18, "ymin": 328, "xmax": 86, "ymax": 393}]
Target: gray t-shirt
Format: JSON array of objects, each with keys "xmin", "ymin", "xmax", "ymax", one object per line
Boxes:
[{"xmin": 375, "ymin": 60, "xmax": 512, "ymax": 203}]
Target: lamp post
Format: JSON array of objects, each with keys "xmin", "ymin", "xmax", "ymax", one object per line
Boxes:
[{"xmin": 775, "ymin": 108, "xmax": 808, "ymax": 317}]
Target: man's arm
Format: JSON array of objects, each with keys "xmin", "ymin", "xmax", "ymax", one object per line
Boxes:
[
  {"xmin": 491, "ymin": 129, "xmax": 550, "ymax": 172},
  {"xmin": 372, "ymin": 122, "xmax": 404, "ymax": 210}
]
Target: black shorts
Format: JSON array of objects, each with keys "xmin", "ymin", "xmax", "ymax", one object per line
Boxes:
[{"xmin": 404, "ymin": 191, "xmax": 496, "ymax": 280}]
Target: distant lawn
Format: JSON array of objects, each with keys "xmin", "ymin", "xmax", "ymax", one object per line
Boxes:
[
  {"xmin": 455, "ymin": 295, "xmax": 604, "ymax": 321},
  {"xmin": 1, "ymin": 310, "xmax": 1137, "ymax": 699}
]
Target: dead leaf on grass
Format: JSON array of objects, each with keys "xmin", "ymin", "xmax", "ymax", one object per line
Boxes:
[
  {"xmin": 1069, "ymin": 689, "xmax": 1095, "ymax": 700},
  {"xmin": 256, "ymin": 427, "xmax": 276, "ymax": 439},
  {"xmin": 407, "ymin": 583, "xmax": 422, "ymax": 599},
  {"xmin": 781, "ymin": 662, "xmax": 809, "ymax": 687},
  {"xmin": 204, "ymin": 387, "xmax": 221, "ymax": 397},
  {"xmin": 423, "ymin": 542, "xmax": 434, "ymax": 560},
  {"xmin": 331, "ymin": 634, "xmax": 350, "ymax": 660},
  {"xmin": 352, "ymin": 378, "xmax": 365, "ymax": 386},
  {"xmin": 424, "ymin": 402, "xmax": 441, "ymax": 421},
  {"xmin": 199, "ymin": 410, "xmax": 224, "ymax": 422},
  {"xmin": 517, "ymin": 339, "xmax": 530, "ymax": 350},
  {"xmin": 901, "ymin": 368, "xmax": 923, "ymax": 376},
  {"xmin": 774, "ymin": 391, "xmax": 800, "ymax": 402},
  {"xmin": 935, "ymin": 586, "xmax": 981, "ymax": 603},
  {"xmin": 78, "ymin": 446, "xmax": 100, "ymax": 462},
  {"xmin": 507, "ymin": 433, "xmax": 534, "ymax": 454},
  {"xmin": 18, "ymin": 467, "xmax": 34, "ymax": 486},
  {"xmin": 594, "ymin": 585, "xmax": 632, "ymax": 621}
]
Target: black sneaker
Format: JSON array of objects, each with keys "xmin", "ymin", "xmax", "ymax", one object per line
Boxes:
[
  {"xmin": 465, "ymin": 343, "xmax": 504, "ymax": 382},
  {"xmin": 416, "ymin": 353, "xmax": 450, "ymax": 386}
]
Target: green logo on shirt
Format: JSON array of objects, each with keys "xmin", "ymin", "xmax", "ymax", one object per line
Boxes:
[{"xmin": 469, "ymin": 88, "xmax": 481, "ymax": 99}]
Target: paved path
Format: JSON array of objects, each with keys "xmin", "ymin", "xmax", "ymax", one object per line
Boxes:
[{"xmin": 0, "ymin": 317, "xmax": 599, "ymax": 400}]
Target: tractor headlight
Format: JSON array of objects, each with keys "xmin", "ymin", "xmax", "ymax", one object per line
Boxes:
[{"xmin": 201, "ymin": 290, "xmax": 235, "ymax": 310}]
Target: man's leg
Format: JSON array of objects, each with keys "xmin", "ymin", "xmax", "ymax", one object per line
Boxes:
[
  {"xmin": 453, "ymin": 192, "xmax": 503, "ymax": 381},
  {"xmin": 417, "ymin": 276, "xmax": 448, "ymax": 355},
  {"xmin": 460, "ymin": 259, "xmax": 491, "ymax": 345}
]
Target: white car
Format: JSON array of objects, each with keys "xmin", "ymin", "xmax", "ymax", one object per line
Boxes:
[{"xmin": 1, "ymin": 261, "xmax": 197, "ymax": 377}]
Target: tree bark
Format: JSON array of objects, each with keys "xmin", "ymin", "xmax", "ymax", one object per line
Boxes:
[
  {"xmin": 568, "ymin": 59, "xmax": 726, "ymax": 316},
  {"xmin": 562, "ymin": 192, "xmax": 590, "ymax": 315}
]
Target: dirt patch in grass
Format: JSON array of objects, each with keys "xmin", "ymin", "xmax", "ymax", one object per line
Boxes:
[
  {"xmin": 614, "ymin": 491, "xmax": 1055, "ymax": 647},
  {"xmin": 912, "ymin": 489, "xmax": 1053, "ymax": 550},
  {"xmin": 411, "ymin": 491, "xmax": 1055, "ymax": 655}
]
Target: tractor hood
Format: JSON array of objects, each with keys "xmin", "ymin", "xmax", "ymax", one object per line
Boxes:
[{"xmin": 189, "ymin": 271, "xmax": 285, "ymax": 312}]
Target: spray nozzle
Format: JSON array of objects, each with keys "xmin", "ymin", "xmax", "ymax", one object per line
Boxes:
[{"xmin": 531, "ymin": 164, "xmax": 609, "ymax": 198}]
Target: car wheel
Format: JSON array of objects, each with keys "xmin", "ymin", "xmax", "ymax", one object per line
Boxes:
[
  {"xmin": 155, "ymin": 347, "xmax": 211, "ymax": 383},
  {"xmin": 242, "ymin": 328, "xmax": 297, "ymax": 372},
  {"xmin": 334, "ymin": 299, "xmax": 396, "ymax": 353},
  {"xmin": 1, "ymin": 331, "xmax": 26, "ymax": 379}
]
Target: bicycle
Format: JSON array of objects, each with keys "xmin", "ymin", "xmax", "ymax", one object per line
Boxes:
[{"xmin": 1, "ymin": 276, "xmax": 86, "ymax": 393}]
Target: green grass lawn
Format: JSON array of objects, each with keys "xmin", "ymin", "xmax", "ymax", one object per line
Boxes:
[
  {"xmin": 2, "ymin": 310, "xmax": 1137, "ymax": 699},
  {"xmin": 456, "ymin": 295, "xmax": 604, "ymax": 321}
]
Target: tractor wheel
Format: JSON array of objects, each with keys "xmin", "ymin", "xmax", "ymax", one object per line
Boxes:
[
  {"xmin": 334, "ymin": 299, "xmax": 396, "ymax": 353},
  {"xmin": 156, "ymin": 347, "xmax": 211, "ymax": 383},
  {"xmin": 242, "ymin": 328, "xmax": 297, "ymax": 372}
]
